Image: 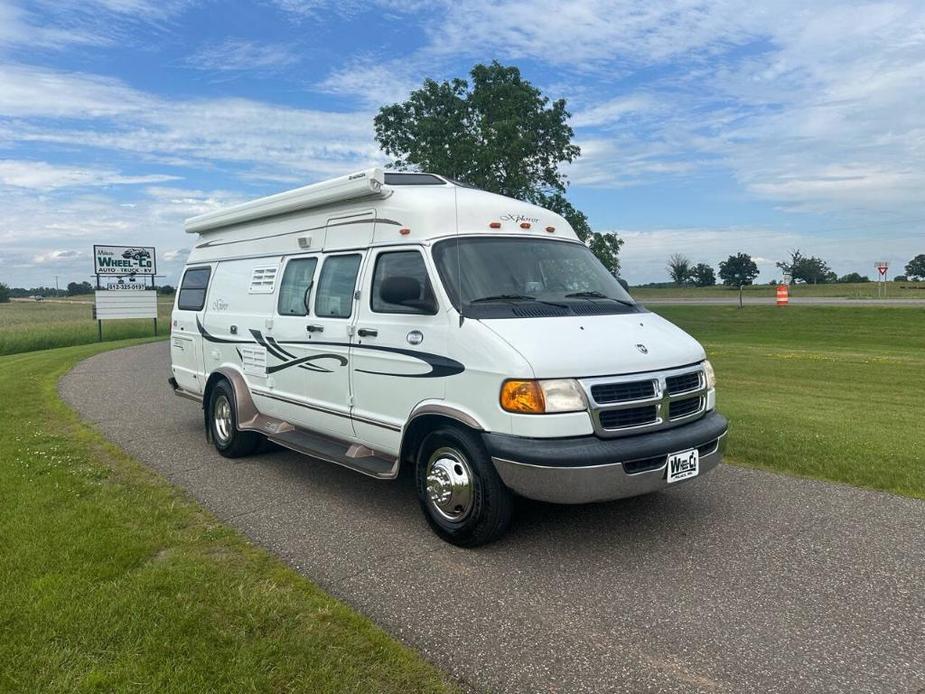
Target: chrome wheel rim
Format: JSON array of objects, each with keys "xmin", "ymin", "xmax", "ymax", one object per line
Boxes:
[
  {"xmin": 425, "ymin": 447, "xmax": 474, "ymax": 522},
  {"xmin": 213, "ymin": 394, "xmax": 233, "ymax": 444}
]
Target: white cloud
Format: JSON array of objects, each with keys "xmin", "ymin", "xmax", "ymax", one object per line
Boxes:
[
  {"xmin": 0, "ymin": 160, "xmax": 179, "ymax": 189},
  {"xmin": 32, "ymin": 248, "xmax": 84, "ymax": 264},
  {"xmin": 0, "ymin": 63, "xmax": 381, "ymax": 176},
  {"xmin": 185, "ymin": 39, "xmax": 299, "ymax": 72}
]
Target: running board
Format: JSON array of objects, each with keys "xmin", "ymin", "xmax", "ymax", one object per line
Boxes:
[
  {"xmin": 238, "ymin": 414, "xmax": 395, "ymax": 480},
  {"xmin": 267, "ymin": 427, "xmax": 398, "ymax": 479}
]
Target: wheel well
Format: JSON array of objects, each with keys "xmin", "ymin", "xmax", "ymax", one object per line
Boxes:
[
  {"xmin": 202, "ymin": 372, "xmax": 228, "ymax": 411},
  {"xmin": 400, "ymin": 414, "xmax": 480, "ymax": 469}
]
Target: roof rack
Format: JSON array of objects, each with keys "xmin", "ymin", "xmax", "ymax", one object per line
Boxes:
[{"xmin": 185, "ymin": 168, "xmax": 385, "ymax": 234}]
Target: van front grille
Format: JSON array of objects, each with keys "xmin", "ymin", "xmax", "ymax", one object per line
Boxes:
[
  {"xmin": 581, "ymin": 364, "xmax": 709, "ymax": 438},
  {"xmin": 591, "ymin": 380, "xmax": 656, "ymax": 404},
  {"xmin": 599, "ymin": 405, "xmax": 658, "ymax": 429},
  {"xmin": 666, "ymin": 372, "xmax": 702, "ymax": 394},
  {"xmin": 669, "ymin": 397, "xmax": 702, "ymax": 419}
]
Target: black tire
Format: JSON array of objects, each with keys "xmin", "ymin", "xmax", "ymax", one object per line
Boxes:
[
  {"xmin": 207, "ymin": 380, "xmax": 261, "ymax": 458},
  {"xmin": 415, "ymin": 425, "xmax": 513, "ymax": 547}
]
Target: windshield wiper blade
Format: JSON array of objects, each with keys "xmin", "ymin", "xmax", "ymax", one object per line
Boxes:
[
  {"xmin": 470, "ymin": 294, "xmax": 568, "ymax": 309},
  {"xmin": 565, "ymin": 291, "xmax": 636, "ymax": 307}
]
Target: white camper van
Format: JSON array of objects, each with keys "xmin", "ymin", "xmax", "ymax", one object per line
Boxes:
[{"xmin": 170, "ymin": 169, "xmax": 727, "ymax": 546}]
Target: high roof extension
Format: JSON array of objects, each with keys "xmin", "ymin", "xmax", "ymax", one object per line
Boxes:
[{"xmin": 185, "ymin": 168, "xmax": 388, "ymax": 234}]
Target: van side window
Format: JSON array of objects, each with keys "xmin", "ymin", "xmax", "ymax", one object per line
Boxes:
[
  {"xmin": 277, "ymin": 258, "xmax": 318, "ymax": 316},
  {"xmin": 314, "ymin": 254, "xmax": 361, "ymax": 318},
  {"xmin": 178, "ymin": 267, "xmax": 211, "ymax": 311},
  {"xmin": 371, "ymin": 251, "xmax": 438, "ymax": 315}
]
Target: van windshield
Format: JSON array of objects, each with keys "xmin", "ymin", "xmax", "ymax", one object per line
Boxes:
[{"xmin": 432, "ymin": 237, "xmax": 638, "ymax": 319}]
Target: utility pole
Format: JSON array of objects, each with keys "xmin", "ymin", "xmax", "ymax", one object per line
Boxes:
[{"xmin": 55, "ymin": 275, "xmax": 59, "ymax": 295}]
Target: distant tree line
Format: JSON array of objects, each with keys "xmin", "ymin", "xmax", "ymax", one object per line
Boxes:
[
  {"xmin": 661, "ymin": 251, "xmax": 925, "ymax": 287},
  {"xmin": 0, "ymin": 282, "xmax": 177, "ymax": 299}
]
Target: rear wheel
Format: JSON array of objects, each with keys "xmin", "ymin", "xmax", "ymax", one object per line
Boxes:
[
  {"xmin": 208, "ymin": 380, "xmax": 261, "ymax": 458},
  {"xmin": 415, "ymin": 426, "xmax": 513, "ymax": 547}
]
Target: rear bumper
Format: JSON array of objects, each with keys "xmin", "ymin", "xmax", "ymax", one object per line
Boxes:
[{"xmin": 483, "ymin": 412, "xmax": 728, "ymax": 504}]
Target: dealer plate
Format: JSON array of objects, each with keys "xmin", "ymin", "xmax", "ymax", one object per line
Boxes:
[{"xmin": 666, "ymin": 448, "xmax": 699, "ymax": 483}]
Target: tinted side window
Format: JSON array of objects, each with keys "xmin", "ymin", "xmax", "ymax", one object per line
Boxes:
[
  {"xmin": 314, "ymin": 254, "xmax": 361, "ymax": 318},
  {"xmin": 277, "ymin": 258, "xmax": 318, "ymax": 316},
  {"xmin": 371, "ymin": 251, "xmax": 438, "ymax": 315},
  {"xmin": 178, "ymin": 267, "xmax": 211, "ymax": 311}
]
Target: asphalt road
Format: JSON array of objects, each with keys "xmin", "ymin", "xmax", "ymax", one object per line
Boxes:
[
  {"xmin": 639, "ymin": 297, "xmax": 925, "ymax": 306},
  {"xmin": 61, "ymin": 342, "xmax": 925, "ymax": 694}
]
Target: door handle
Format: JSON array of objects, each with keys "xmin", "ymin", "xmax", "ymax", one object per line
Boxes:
[
  {"xmin": 357, "ymin": 328, "xmax": 378, "ymax": 338},
  {"xmin": 230, "ymin": 325, "xmax": 238, "ymax": 335},
  {"xmin": 307, "ymin": 324, "xmax": 324, "ymax": 333}
]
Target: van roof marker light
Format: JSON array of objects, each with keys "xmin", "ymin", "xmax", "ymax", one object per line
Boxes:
[
  {"xmin": 489, "ymin": 221, "xmax": 501, "ymax": 229},
  {"xmin": 546, "ymin": 226, "xmax": 555, "ymax": 233},
  {"xmin": 399, "ymin": 227, "xmax": 411, "ymax": 235},
  {"xmin": 520, "ymin": 222, "xmax": 531, "ymax": 229}
]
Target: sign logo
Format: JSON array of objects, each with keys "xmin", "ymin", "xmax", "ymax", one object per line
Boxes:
[
  {"xmin": 93, "ymin": 245, "xmax": 156, "ymax": 276},
  {"xmin": 635, "ymin": 343, "xmax": 648, "ymax": 354},
  {"xmin": 500, "ymin": 213, "xmax": 539, "ymax": 224}
]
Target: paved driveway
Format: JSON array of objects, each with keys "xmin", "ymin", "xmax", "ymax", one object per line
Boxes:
[{"xmin": 60, "ymin": 341, "xmax": 925, "ymax": 694}]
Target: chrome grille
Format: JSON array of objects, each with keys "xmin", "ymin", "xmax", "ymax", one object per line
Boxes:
[
  {"xmin": 591, "ymin": 380, "xmax": 656, "ymax": 404},
  {"xmin": 666, "ymin": 371, "xmax": 702, "ymax": 395},
  {"xmin": 599, "ymin": 405, "xmax": 659, "ymax": 429},
  {"xmin": 669, "ymin": 397, "xmax": 702, "ymax": 419},
  {"xmin": 580, "ymin": 364, "xmax": 708, "ymax": 438}
]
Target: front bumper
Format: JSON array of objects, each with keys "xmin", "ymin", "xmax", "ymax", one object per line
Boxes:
[{"xmin": 483, "ymin": 411, "xmax": 728, "ymax": 504}]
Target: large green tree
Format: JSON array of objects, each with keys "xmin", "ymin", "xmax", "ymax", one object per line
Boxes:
[
  {"xmin": 0, "ymin": 282, "xmax": 9, "ymax": 303},
  {"xmin": 905, "ymin": 254, "xmax": 925, "ymax": 280},
  {"xmin": 719, "ymin": 253, "xmax": 759, "ymax": 287},
  {"xmin": 374, "ymin": 61, "xmax": 623, "ymax": 274},
  {"xmin": 776, "ymin": 249, "xmax": 836, "ymax": 284}
]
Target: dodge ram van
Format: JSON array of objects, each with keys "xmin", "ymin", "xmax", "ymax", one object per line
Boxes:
[{"xmin": 170, "ymin": 168, "xmax": 728, "ymax": 546}]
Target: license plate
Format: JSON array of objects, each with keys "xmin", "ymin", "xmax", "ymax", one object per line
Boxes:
[{"xmin": 666, "ymin": 448, "xmax": 699, "ymax": 483}]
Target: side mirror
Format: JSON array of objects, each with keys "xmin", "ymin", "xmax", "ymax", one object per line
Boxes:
[{"xmin": 380, "ymin": 276, "xmax": 422, "ymax": 306}]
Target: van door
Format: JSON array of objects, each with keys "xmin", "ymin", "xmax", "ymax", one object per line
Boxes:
[
  {"xmin": 269, "ymin": 252, "xmax": 364, "ymax": 440},
  {"xmin": 350, "ymin": 248, "xmax": 452, "ymax": 454},
  {"xmin": 263, "ymin": 254, "xmax": 321, "ymax": 429},
  {"xmin": 171, "ymin": 266, "xmax": 212, "ymax": 394}
]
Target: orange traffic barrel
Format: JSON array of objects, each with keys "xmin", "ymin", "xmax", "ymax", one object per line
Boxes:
[{"xmin": 776, "ymin": 284, "xmax": 789, "ymax": 306}]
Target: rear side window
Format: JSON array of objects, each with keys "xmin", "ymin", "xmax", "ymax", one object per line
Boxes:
[
  {"xmin": 371, "ymin": 251, "xmax": 438, "ymax": 315},
  {"xmin": 277, "ymin": 258, "xmax": 318, "ymax": 316},
  {"xmin": 178, "ymin": 267, "xmax": 211, "ymax": 311},
  {"xmin": 315, "ymin": 254, "xmax": 361, "ymax": 318}
]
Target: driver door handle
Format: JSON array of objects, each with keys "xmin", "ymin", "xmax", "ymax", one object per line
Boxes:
[
  {"xmin": 357, "ymin": 328, "xmax": 378, "ymax": 338},
  {"xmin": 306, "ymin": 324, "xmax": 324, "ymax": 333}
]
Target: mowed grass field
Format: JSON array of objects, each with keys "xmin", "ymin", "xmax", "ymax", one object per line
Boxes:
[
  {"xmin": 0, "ymin": 341, "xmax": 455, "ymax": 693},
  {"xmin": 632, "ymin": 280, "xmax": 925, "ymax": 300},
  {"xmin": 0, "ymin": 297, "xmax": 173, "ymax": 355},
  {"xmin": 652, "ymin": 305, "xmax": 925, "ymax": 497}
]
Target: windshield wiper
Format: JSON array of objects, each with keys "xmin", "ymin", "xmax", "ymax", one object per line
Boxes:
[
  {"xmin": 565, "ymin": 291, "xmax": 635, "ymax": 307},
  {"xmin": 470, "ymin": 294, "xmax": 568, "ymax": 309}
]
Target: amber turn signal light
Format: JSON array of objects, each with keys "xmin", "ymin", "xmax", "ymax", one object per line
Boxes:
[{"xmin": 500, "ymin": 380, "xmax": 546, "ymax": 414}]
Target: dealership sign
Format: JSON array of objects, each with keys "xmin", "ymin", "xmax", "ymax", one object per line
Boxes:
[{"xmin": 93, "ymin": 245, "xmax": 156, "ymax": 276}]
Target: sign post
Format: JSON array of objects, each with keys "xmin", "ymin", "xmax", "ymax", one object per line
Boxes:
[
  {"xmin": 92, "ymin": 245, "xmax": 158, "ymax": 340},
  {"xmin": 874, "ymin": 261, "xmax": 889, "ymax": 298}
]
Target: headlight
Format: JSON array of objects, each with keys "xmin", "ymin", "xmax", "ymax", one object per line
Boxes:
[
  {"xmin": 500, "ymin": 379, "xmax": 587, "ymax": 414},
  {"xmin": 703, "ymin": 359, "xmax": 716, "ymax": 389}
]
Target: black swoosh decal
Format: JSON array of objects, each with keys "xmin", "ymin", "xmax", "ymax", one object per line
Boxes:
[{"xmin": 196, "ymin": 318, "xmax": 464, "ymax": 378}]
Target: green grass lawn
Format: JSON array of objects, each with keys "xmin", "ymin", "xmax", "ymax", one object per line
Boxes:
[
  {"xmin": 0, "ymin": 298, "xmax": 173, "ymax": 355},
  {"xmin": 652, "ymin": 305, "xmax": 925, "ymax": 497},
  {"xmin": 0, "ymin": 340, "xmax": 454, "ymax": 693},
  {"xmin": 631, "ymin": 280, "xmax": 925, "ymax": 300}
]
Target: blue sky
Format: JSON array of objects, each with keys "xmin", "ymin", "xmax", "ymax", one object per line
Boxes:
[{"xmin": 1, "ymin": 0, "xmax": 923, "ymax": 287}]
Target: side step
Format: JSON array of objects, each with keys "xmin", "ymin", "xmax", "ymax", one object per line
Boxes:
[{"xmin": 265, "ymin": 424, "xmax": 398, "ymax": 480}]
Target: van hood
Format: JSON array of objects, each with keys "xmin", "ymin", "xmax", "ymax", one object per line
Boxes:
[{"xmin": 480, "ymin": 311, "xmax": 705, "ymax": 378}]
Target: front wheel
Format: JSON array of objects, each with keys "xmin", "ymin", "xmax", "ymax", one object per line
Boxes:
[
  {"xmin": 415, "ymin": 426, "xmax": 513, "ymax": 547},
  {"xmin": 208, "ymin": 380, "xmax": 261, "ymax": 458}
]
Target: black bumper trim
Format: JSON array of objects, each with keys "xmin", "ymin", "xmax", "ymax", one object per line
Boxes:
[{"xmin": 482, "ymin": 412, "xmax": 728, "ymax": 468}]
